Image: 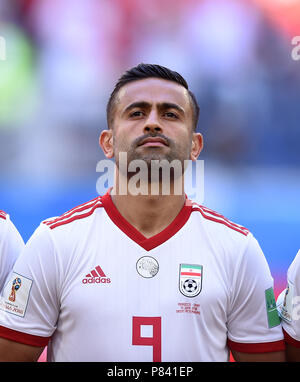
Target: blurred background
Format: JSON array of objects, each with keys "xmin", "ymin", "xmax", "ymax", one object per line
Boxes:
[{"xmin": 1, "ymin": 0, "xmax": 300, "ymax": 303}]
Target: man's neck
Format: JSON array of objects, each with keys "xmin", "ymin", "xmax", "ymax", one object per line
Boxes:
[{"xmin": 110, "ymin": 189, "xmax": 186, "ymax": 239}]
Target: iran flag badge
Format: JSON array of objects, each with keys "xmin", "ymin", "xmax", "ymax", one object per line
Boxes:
[{"xmin": 179, "ymin": 264, "xmax": 203, "ymax": 298}]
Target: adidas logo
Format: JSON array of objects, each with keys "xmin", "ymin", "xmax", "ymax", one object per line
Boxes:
[{"xmin": 82, "ymin": 265, "xmax": 111, "ymax": 284}]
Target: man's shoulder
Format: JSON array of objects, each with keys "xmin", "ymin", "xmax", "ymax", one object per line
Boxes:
[
  {"xmin": 288, "ymin": 249, "xmax": 300, "ymax": 280},
  {"xmin": 189, "ymin": 201, "xmax": 250, "ymax": 238},
  {"xmin": 0, "ymin": 210, "xmax": 12, "ymax": 235},
  {"xmin": 0, "ymin": 210, "xmax": 8, "ymax": 240},
  {"xmin": 0, "ymin": 209, "xmax": 7, "ymax": 221},
  {"xmin": 42, "ymin": 195, "xmax": 104, "ymax": 231}
]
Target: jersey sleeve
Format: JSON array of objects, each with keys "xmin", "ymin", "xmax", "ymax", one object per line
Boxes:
[
  {"xmin": 227, "ymin": 233, "xmax": 285, "ymax": 353},
  {"xmin": 0, "ymin": 223, "xmax": 60, "ymax": 347},
  {"xmin": 278, "ymin": 250, "xmax": 300, "ymax": 347},
  {"xmin": 0, "ymin": 216, "xmax": 25, "ymax": 291}
]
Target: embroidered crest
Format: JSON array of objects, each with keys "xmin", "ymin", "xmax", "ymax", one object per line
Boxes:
[{"xmin": 179, "ymin": 264, "xmax": 203, "ymax": 297}]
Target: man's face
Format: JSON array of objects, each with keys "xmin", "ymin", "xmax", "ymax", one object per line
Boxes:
[{"xmin": 111, "ymin": 78, "xmax": 195, "ymax": 170}]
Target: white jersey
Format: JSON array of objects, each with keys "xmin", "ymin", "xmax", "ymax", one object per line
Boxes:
[
  {"xmin": 277, "ymin": 250, "xmax": 300, "ymax": 348},
  {"xmin": 0, "ymin": 192, "xmax": 284, "ymax": 361},
  {"xmin": 0, "ymin": 211, "xmax": 24, "ymax": 290}
]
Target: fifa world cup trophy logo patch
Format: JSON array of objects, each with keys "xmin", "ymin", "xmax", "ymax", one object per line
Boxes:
[{"xmin": 8, "ymin": 277, "xmax": 22, "ymax": 302}]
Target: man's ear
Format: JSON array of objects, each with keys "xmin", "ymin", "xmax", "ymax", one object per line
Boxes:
[
  {"xmin": 99, "ymin": 129, "xmax": 114, "ymax": 159},
  {"xmin": 190, "ymin": 133, "xmax": 204, "ymax": 161}
]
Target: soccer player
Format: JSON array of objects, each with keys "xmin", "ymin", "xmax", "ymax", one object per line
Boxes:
[
  {"xmin": 0, "ymin": 211, "xmax": 24, "ymax": 290},
  {"xmin": 277, "ymin": 250, "xmax": 300, "ymax": 361},
  {"xmin": 0, "ymin": 64, "xmax": 285, "ymax": 362}
]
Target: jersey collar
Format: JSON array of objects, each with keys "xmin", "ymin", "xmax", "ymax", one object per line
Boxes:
[{"xmin": 101, "ymin": 189, "xmax": 193, "ymax": 251}]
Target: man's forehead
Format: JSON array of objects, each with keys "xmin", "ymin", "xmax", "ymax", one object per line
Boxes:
[{"xmin": 116, "ymin": 78, "xmax": 191, "ymax": 109}]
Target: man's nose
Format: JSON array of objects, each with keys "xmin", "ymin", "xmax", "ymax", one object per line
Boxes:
[{"xmin": 143, "ymin": 111, "xmax": 163, "ymax": 135}]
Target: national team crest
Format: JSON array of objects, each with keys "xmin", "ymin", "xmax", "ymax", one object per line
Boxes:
[{"xmin": 179, "ymin": 264, "xmax": 203, "ymax": 297}]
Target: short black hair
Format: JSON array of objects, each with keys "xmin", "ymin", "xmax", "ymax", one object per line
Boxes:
[{"xmin": 106, "ymin": 63, "xmax": 200, "ymax": 132}]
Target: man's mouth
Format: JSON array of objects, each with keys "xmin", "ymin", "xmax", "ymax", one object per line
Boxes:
[{"xmin": 137, "ymin": 137, "xmax": 169, "ymax": 147}]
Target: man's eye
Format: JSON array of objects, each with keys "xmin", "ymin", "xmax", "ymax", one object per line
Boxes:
[
  {"xmin": 165, "ymin": 112, "xmax": 178, "ymax": 119},
  {"xmin": 130, "ymin": 111, "xmax": 144, "ymax": 117}
]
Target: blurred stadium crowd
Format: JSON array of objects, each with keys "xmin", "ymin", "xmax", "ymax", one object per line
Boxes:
[
  {"xmin": 1, "ymin": 0, "xmax": 300, "ymax": 181},
  {"xmin": 0, "ymin": 0, "xmax": 300, "ymax": 286}
]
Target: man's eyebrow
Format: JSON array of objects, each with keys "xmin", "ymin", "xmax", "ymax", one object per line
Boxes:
[
  {"xmin": 159, "ymin": 102, "xmax": 185, "ymax": 115},
  {"xmin": 122, "ymin": 101, "xmax": 185, "ymax": 116},
  {"xmin": 122, "ymin": 101, "xmax": 151, "ymax": 115}
]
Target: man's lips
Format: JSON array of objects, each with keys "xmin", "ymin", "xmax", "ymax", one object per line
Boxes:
[{"xmin": 137, "ymin": 137, "xmax": 169, "ymax": 147}]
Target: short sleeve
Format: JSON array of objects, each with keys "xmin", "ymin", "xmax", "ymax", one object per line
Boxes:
[
  {"xmin": 227, "ymin": 233, "xmax": 285, "ymax": 353},
  {"xmin": 277, "ymin": 250, "xmax": 300, "ymax": 347},
  {"xmin": 0, "ymin": 216, "xmax": 24, "ymax": 290},
  {"xmin": 0, "ymin": 224, "xmax": 60, "ymax": 347}
]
